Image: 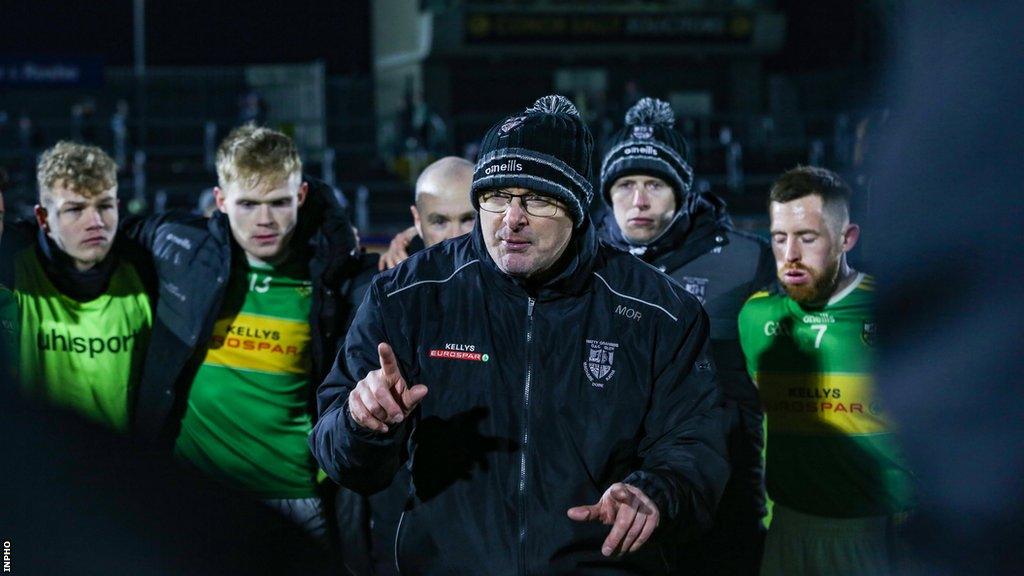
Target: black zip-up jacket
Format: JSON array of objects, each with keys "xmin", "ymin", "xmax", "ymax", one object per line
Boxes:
[
  {"xmin": 600, "ymin": 194, "xmax": 774, "ymax": 409},
  {"xmin": 311, "ymin": 219, "xmax": 730, "ymax": 575},
  {"xmin": 122, "ymin": 177, "xmax": 365, "ymax": 445}
]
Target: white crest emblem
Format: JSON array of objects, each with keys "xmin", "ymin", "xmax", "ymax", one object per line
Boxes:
[
  {"xmin": 583, "ymin": 339, "xmax": 618, "ymax": 387},
  {"xmin": 631, "ymin": 125, "xmax": 654, "ymax": 140},
  {"xmin": 682, "ymin": 276, "xmax": 709, "ymax": 304},
  {"xmin": 500, "ymin": 116, "xmax": 526, "ymax": 135},
  {"xmin": 862, "ymin": 321, "xmax": 877, "ymax": 347}
]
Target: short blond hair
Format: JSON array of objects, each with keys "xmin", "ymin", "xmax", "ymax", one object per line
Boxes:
[
  {"xmin": 216, "ymin": 125, "xmax": 302, "ymax": 191},
  {"xmin": 37, "ymin": 141, "xmax": 118, "ymax": 204}
]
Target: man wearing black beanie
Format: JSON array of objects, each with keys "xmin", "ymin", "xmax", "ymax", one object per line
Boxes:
[
  {"xmin": 312, "ymin": 95, "xmax": 730, "ymax": 575},
  {"xmin": 599, "ymin": 98, "xmax": 776, "ymax": 575}
]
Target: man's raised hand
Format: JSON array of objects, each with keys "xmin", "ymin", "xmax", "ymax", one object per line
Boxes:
[
  {"xmin": 378, "ymin": 226, "xmax": 417, "ymax": 270},
  {"xmin": 567, "ymin": 482, "xmax": 660, "ymax": 557},
  {"xmin": 348, "ymin": 343, "xmax": 428, "ymax": 433}
]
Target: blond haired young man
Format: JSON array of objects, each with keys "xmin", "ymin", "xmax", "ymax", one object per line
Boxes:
[
  {"xmin": 0, "ymin": 142, "xmax": 151, "ymax": 432},
  {"xmin": 124, "ymin": 126, "xmax": 364, "ymax": 543}
]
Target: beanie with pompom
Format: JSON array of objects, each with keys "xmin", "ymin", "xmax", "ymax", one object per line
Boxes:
[
  {"xmin": 599, "ymin": 97, "xmax": 694, "ymax": 209},
  {"xmin": 472, "ymin": 95, "xmax": 594, "ymax": 227}
]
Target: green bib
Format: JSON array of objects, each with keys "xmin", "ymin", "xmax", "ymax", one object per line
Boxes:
[
  {"xmin": 174, "ymin": 258, "xmax": 316, "ymax": 499},
  {"xmin": 738, "ymin": 273, "xmax": 915, "ymax": 517},
  {"xmin": 15, "ymin": 248, "xmax": 152, "ymax": 432}
]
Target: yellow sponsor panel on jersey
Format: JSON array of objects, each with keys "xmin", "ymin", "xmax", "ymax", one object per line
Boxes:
[
  {"xmin": 203, "ymin": 312, "xmax": 311, "ymax": 375},
  {"xmin": 756, "ymin": 371, "xmax": 889, "ymax": 435}
]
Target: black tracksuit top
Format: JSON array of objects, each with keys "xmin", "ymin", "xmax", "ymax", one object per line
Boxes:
[{"xmin": 311, "ymin": 220, "xmax": 730, "ymax": 575}]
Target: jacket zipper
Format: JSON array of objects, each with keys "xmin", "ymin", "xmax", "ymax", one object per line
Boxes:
[{"xmin": 518, "ymin": 296, "xmax": 536, "ymax": 576}]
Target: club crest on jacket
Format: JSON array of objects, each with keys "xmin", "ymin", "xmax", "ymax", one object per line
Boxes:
[{"xmin": 583, "ymin": 339, "xmax": 618, "ymax": 387}]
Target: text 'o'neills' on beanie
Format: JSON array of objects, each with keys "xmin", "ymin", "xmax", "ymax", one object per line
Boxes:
[
  {"xmin": 471, "ymin": 95, "xmax": 595, "ymax": 228},
  {"xmin": 600, "ymin": 97, "xmax": 694, "ymax": 209}
]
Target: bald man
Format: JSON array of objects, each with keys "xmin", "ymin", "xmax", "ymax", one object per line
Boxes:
[{"xmin": 378, "ymin": 156, "xmax": 475, "ymax": 270}]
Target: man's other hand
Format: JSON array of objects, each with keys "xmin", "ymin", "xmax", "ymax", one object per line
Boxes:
[{"xmin": 567, "ymin": 482, "xmax": 660, "ymax": 557}]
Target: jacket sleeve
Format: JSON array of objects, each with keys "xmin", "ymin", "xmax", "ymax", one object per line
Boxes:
[
  {"xmin": 309, "ymin": 280, "xmax": 411, "ymax": 494},
  {"xmin": 749, "ymin": 237, "xmax": 777, "ymax": 294},
  {"xmin": 621, "ymin": 303, "xmax": 730, "ymax": 536},
  {"xmin": 119, "ymin": 211, "xmax": 175, "ymax": 254},
  {"xmin": 118, "ymin": 211, "xmax": 197, "ymax": 302}
]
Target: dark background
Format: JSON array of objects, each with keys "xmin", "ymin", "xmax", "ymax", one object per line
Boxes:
[{"xmin": 1, "ymin": 0, "xmax": 373, "ymax": 74}]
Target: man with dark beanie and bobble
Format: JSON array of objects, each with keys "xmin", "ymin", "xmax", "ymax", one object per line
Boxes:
[
  {"xmin": 599, "ymin": 98, "xmax": 776, "ymax": 575},
  {"xmin": 311, "ymin": 95, "xmax": 729, "ymax": 575}
]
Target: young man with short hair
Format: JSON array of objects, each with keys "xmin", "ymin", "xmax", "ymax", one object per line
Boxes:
[
  {"xmin": 125, "ymin": 126, "xmax": 365, "ymax": 543},
  {"xmin": 599, "ymin": 98, "xmax": 775, "ymax": 575},
  {"xmin": 738, "ymin": 166, "xmax": 915, "ymax": 575},
  {"xmin": 1, "ymin": 142, "xmax": 151, "ymax": 432}
]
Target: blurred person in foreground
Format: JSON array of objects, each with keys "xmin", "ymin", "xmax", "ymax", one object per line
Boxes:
[
  {"xmin": 598, "ymin": 97, "xmax": 774, "ymax": 575},
  {"xmin": 377, "ymin": 155, "xmax": 476, "ymax": 270},
  {"xmin": 738, "ymin": 166, "xmax": 915, "ymax": 575},
  {"xmin": 311, "ymin": 95, "xmax": 729, "ymax": 575},
  {"xmin": 0, "ymin": 353, "xmax": 329, "ymax": 575},
  {"xmin": 869, "ymin": 2, "xmax": 1024, "ymax": 574},
  {"xmin": 0, "ymin": 142, "xmax": 151, "ymax": 432}
]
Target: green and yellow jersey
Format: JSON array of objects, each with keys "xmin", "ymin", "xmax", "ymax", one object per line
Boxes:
[
  {"xmin": 14, "ymin": 247, "xmax": 152, "ymax": 432},
  {"xmin": 174, "ymin": 258, "xmax": 318, "ymax": 499},
  {"xmin": 738, "ymin": 273, "xmax": 914, "ymax": 517}
]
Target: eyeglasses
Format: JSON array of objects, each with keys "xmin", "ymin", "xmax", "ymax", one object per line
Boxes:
[{"xmin": 478, "ymin": 191, "xmax": 563, "ymax": 217}]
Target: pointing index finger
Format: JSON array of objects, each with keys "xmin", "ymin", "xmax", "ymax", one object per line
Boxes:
[{"xmin": 377, "ymin": 342, "xmax": 402, "ymax": 384}]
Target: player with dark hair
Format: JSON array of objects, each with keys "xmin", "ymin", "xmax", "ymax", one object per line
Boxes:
[{"xmin": 739, "ymin": 166, "xmax": 915, "ymax": 575}]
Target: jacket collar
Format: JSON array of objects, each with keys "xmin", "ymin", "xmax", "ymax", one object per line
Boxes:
[
  {"xmin": 35, "ymin": 227, "xmax": 118, "ymax": 301},
  {"xmin": 600, "ymin": 193, "xmax": 733, "ymax": 269}
]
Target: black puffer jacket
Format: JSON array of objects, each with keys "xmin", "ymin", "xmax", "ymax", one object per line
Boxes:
[
  {"xmin": 122, "ymin": 177, "xmax": 365, "ymax": 445},
  {"xmin": 311, "ymin": 219, "xmax": 729, "ymax": 575},
  {"xmin": 600, "ymin": 194, "xmax": 774, "ymax": 408}
]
